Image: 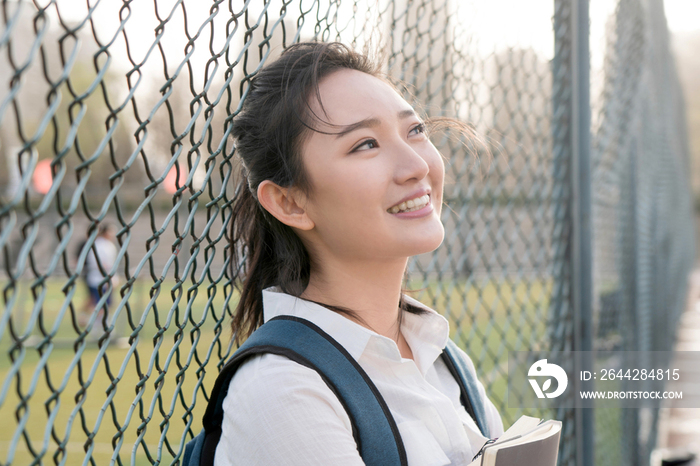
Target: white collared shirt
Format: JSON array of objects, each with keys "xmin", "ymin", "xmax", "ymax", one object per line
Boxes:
[{"xmin": 214, "ymin": 286, "xmax": 504, "ymax": 465}]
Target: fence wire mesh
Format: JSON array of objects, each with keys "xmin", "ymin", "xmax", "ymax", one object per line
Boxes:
[{"xmin": 0, "ymin": 0, "xmax": 694, "ymax": 465}]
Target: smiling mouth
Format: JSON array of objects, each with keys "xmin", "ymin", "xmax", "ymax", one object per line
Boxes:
[{"xmin": 387, "ymin": 194, "xmax": 431, "ymax": 214}]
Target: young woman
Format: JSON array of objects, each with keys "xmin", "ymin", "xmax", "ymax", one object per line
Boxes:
[{"xmin": 215, "ymin": 41, "xmax": 503, "ymax": 465}]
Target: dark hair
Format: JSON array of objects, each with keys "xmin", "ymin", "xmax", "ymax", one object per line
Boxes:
[{"xmin": 228, "ymin": 41, "xmax": 436, "ymax": 342}]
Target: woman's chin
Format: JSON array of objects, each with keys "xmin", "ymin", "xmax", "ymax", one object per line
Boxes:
[{"xmin": 400, "ymin": 228, "xmax": 445, "ymax": 256}]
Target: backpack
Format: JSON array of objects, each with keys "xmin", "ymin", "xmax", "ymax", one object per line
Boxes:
[{"xmin": 183, "ymin": 315, "xmax": 491, "ymax": 466}]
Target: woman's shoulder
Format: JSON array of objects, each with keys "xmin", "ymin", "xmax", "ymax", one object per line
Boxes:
[
  {"xmin": 216, "ymin": 353, "xmax": 362, "ymax": 465},
  {"xmin": 227, "ymin": 352, "xmax": 325, "ymax": 394},
  {"xmin": 223, "ymin": 352, "xmax": 352, "ymax": 421}
]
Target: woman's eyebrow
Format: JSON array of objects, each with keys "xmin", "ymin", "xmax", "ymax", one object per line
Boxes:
[{"xmin": 334, "ymin": 109, "xmax": 418, "ymax": 138}]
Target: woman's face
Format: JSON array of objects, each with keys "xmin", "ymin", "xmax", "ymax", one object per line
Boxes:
[{"xmin": 295, "ymin": 68, "xmax": 445, "ymax": 264}]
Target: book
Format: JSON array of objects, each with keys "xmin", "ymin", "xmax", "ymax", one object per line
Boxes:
[{"xmin": 468, "ymin": 415, "xmax": 562, "ymax": 466}]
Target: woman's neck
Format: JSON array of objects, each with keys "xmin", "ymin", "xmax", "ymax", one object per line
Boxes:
[{"xmin": 300, "ymin": 258, "xmax": 414, "ymax": 359}]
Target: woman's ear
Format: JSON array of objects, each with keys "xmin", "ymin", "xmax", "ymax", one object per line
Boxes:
[{"xmin": 257, "ymin": 180, "xmax": 315, "ymax": 231}]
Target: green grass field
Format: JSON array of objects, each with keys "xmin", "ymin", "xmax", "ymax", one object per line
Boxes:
[{"xmin": 1, "ymin": 276, "xmax": 554, "ymax": 465}]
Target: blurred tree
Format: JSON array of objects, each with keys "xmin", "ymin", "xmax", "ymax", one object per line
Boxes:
[{"xmin": 0, "ymin": 0, "xmax": 140, "ymax": 208}]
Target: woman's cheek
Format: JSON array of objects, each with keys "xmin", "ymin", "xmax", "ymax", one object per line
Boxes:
[{"xmin": 430, "ymin": 155, "xmax": 445, "ymax": 192}]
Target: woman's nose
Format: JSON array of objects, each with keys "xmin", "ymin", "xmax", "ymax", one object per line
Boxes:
[{"xmin": 393, "ymin": 140, "xmax": 431, "ymax": 184}]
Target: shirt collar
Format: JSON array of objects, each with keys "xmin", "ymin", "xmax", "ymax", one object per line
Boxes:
[
  {"xmin": 261, "ymin": 286, "xmax": 450, "ymax": 375},
  {"xmin": 400, "ymin": 294, "xmax": 450, "ymax": 375}
]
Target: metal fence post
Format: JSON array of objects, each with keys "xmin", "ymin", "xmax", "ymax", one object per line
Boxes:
[
  {"xmin": 553, "ymin": 0, "xmax": 593, "ymax": 461},
  {"xmin": 571, "ymin": 0, "xmax": 594, "ymax": 465}
]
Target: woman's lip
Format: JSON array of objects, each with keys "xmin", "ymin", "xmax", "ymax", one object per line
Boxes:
[{"xmin": 388, "ymin": 199, "xmax": 433, "ymax": 218}]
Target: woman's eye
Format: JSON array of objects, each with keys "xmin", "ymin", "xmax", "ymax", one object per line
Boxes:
[
  {"xmin": 409, "ymin": 123, "xmax": 427, "ymax": 136},
  {"xmin": 352, "ymin": 139, "xmax": 378, "ymax": 152}
]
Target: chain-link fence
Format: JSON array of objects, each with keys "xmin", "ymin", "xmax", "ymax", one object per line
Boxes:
[
  {"xmin": 589, "ymin": 0, "xmax": 696, "ymax": 464},
  {"xmin": 0, "ymin": 0, "xmax": 694, "ymax": 465}
]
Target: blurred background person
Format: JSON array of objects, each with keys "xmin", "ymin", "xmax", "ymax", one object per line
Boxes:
[{"xmin": 80, "ymin": 223, "xmax": 118, "ymax": 341}]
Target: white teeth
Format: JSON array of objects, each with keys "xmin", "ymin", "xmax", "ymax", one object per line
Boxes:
[{"xmin": 388, "ymin": 194, "xmax": 430, "ymax": 214}]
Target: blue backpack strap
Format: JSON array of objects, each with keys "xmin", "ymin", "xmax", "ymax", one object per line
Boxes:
[
  {"xmin": 182, "ymin": 429, "xmax": 206, "ymax": 466},
  {"xmin": 441, "ymin": 339, "xmax": 491, "ymax": 438},
  {"xmin": 199, "ymin": 315, "xmax": 407, "ymax": 466}
]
